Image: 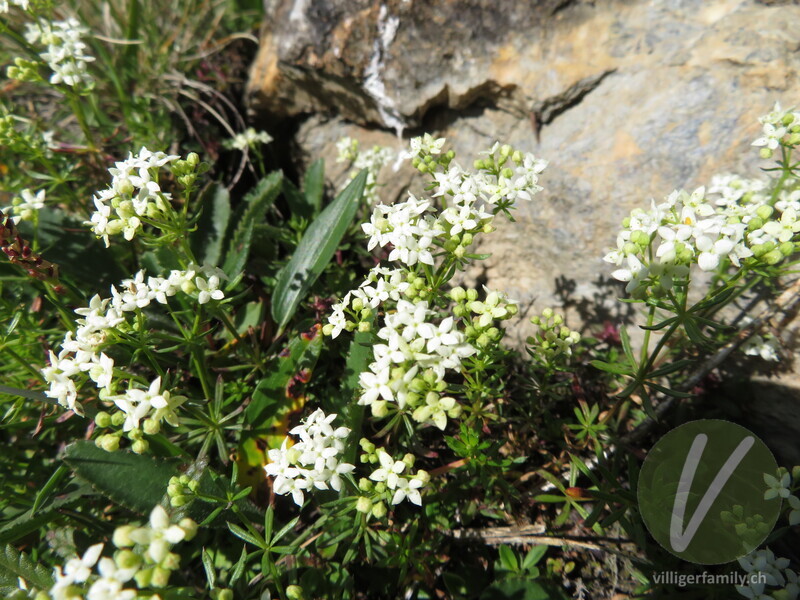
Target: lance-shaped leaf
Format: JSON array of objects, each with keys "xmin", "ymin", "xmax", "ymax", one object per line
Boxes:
[{"xmin": 271, "ymin": 170, "xmax": 367, "ymax": 332}]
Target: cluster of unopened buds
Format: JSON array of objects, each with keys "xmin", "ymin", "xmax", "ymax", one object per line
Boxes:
[
  {"xmin": 527, "ymin": 308, "xmax": 581, "ymax": 363},
  {"xmin": 0, "ymin": 208, "xmax": 60, "ymax": 282}
]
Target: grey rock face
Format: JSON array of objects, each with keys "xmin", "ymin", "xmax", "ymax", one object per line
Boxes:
[{"xmin": 248, "ymin": 0, "xmax": 800, "ymax": 346}]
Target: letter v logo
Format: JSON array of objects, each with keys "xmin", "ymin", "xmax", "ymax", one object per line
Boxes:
[
  {"xmin": 638, "ymin": 419, "xmax": 780, "ymax": 564},
  {"xmin": 669, "ymin": 433, "xmax": 754, "ymax": 552}
]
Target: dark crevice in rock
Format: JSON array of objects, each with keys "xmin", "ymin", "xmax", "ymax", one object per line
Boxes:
[{"xmin": 533, "ymin": 69, "xmax": 617, "ymax": 127}]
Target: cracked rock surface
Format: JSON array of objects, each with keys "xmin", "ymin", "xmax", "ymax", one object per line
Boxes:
[{"xmin": 248, "ymin": 0, "xmax": 800, "ymax": 346}]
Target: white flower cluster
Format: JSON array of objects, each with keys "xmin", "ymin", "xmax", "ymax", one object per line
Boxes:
[
  {"xmin": 49, "ymin": 505, "xmax": 196, "ymax": 600},
  {"xmin": 2, "ymin": 188, "xmax": 45, "ymax": 224},
  {"xmin": 752, "ymin": 102, "xmax": 800, "ymax": 157},
  {"xmin": 604, "ymin": 180, "xmax": 799, "ymax": 297},
  {"xmin": 358, "ymin": 299, "xmax": 474, "ymax": 429},
  {"xmin": 362, "ymin": 193, "xmax": 443, "ymax": 266},
  {"xmin": 0, "ymin": 0, "xmax": 29, "ymax": 12},
  {"xmin": 87, "ymin": 147, "xmax": 180, "ymax": 247},
  {"xmin": 327, "ymin": 265, "xmax": 409, "ymax": 338},
  {"xmin": 42, "ymin": 266, "xmax": 224, "ymax": 416},
  {"xmin": 737, "ymin": 548, "xmax": 799, "ymax": 600},
  {"xmin": 264, "ymin": 409, "xmax": 355, "ymax": 506},
  {"xmin": 336, "ymin": 136, "xmax": 395, "ymax": 204},
  {"xmin": 226, "ymin": 127, "xmax": 273, "ymax": 151},
  {"xmin": 369, "ymin": 448, "xmax": 428, "ymax": 506},
  {"xmin": 24, "ymin": 18, "xmax": 95, "ymax": 88}
]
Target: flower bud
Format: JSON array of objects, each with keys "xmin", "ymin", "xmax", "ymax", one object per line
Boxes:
[
  {"xmin": 99, "ymin": 434, "xmax": 120, "ymax": 452},
  {"xmin": 371, "ymin": 501, "xmax": 387, "ymax": 518},
  {"xmin": 357, "ymin": 321, "xmax": 372, "ymax": 333},
  {"xmin": 780, "ymin": 241, "xmax": 795, "ymax": 256},
  {"xmin": 115, "ymin": 549, "xmax": 142, "ymax": 570},
  {"xmin": 286, "ymin": 586, "xmax": 304, "ymax": 600},
  {"xmin": 95, "ymin": 411, "xmax": 111, "ymax": 428},
  {"xmin": 162, "ymin": 552, "xmax": 181, "ymax": 570},
  {"xmin": 473, "ymin": 159, "xmax": 485, "ymax": 170},
  {"xmin": 356, "ymin": 496, "xmax": 373, "ymax": 513},
  {"xmin": 111, "ymin": 411, "xmax": 127, "ymax": 426},
  {"xmin": 359, "ymin": 477, "xmax": 373, "ymax": 491},
  {"xmin": 449, "ymin": 286, "xmax": 466, "ymax": 302},
  {"xmin": 351, "ymin": 297, "xmax": 364, "ymax": 311},
  {"xmin": 150, "ymin": 565, "xmax": 172, "ymax": 588},
  {"xmin": 461, "ymin": 232, "xmax": 474, "ymax": 246},
  {"xmin": 500, "ymin": 167, "xmax": 514, "ymax": 179},
  {"xmin": 760, "ymin": 147, "xmax": 773, "ymax": 159},
  {"xmin": 511, "ymin": 150, "xmax": 523, "ymax": 164},
  {"xmin": 359, "ymin": 438, "xmax": 376, "ymax": 453},
  {"xmin": 113, "ymin": 525, "xmax": 136, "ymax": 548},
  {"xmin": 756, "ymin": 205, "xmax": 774, "ymax": 220},
  {"xmin": 187, "ymin": 152, "xmax": 200, "ymax": 167},
  {"xmin": 143, "ymin": 418, "xmax": 160, "ymax": 435},
  {"xmin": 134, "ymin": 567, "xmax": 153, "ymax": 588},
  {"xmin": 322, "ymin": 323, "xmax": 334, "ymax": 336},
  {"xmin": 132, "ymin": 439, "xmax": 149, "ymax": 454},
  {"xmin": 371, "ymin": 400, "xmax": 388, "ymax": 418},
  {"xmin": 762, "ymin": 249, "xmax": 784, "ymax": 265},
  {"xmin": 466, "ymin": 288, "xmax": 478, "ymax": 302}
]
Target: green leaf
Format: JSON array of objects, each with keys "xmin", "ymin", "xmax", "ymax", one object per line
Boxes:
[
  {"xmin": 619, "ymin": 325, "xmax": 637, "ymax": 365},
  {"xmin": 0, "ymin": 544, "xmax": 54, "ymax": 590},
  {"xmin": 63, "ymin": 441, "xmax": 181, "ymax": 513},
  {"xmin": 271, "ymin": 169, "xmax": 367, "ymax": 332},
  {"xmin": 191, "ymin": 183, "xmax": 231, "ymax": 267},
  {"xmin": 201, "ymin": 548, "xmax": 216, "ymax": 589},
  {"xmin": 0, "ymin": 491, "xmax": 84, "ymax": 545},
  {"xmin": 227, "ymin": 523, "xmax": 266, "ymax": 549},
  {"xmin": 304, "ymin": 158, "xmax": 325, "ymax": 214},
  {"xmin": 589, "ymin": 360, "xmax": 632, "ymax": 375},
  {"xmin": 223, "ymin": 171, "xmax": 283, "ymax": 279},
  {"xmin": 498, "ymin": 544, "xmax": 518, "ymax": 572},
  {"xmin": 229, "ymin": 545, "xmax": 248, "ymax": 586}
]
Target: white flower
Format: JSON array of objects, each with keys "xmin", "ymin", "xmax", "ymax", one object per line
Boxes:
[
  {"xmin": 129, "ymin": 505, "xmax": 187, "ymax": 564},
  {"xmin": 62, "ymin": 543, "xmax": 104, "ymax": 584},
  {"xmin": 26, "ymin": 18, "xmax": 95, "ymax": 88},
  {"xmin": 227, "ymin": 127, "xmax": 273, "ymax": 151},
  {"xmin": 764, "ymin": 470, "xmax": 791, "ymax": 500}
]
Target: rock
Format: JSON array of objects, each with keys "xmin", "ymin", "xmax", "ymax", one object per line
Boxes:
[{"xmin": 248, "ymin": 0, "xmax": 800, "ymax": 345}]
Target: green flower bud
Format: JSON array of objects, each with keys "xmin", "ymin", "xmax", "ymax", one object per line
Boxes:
[
  {"xmin": 131, "ymin": 439, "xmax": 149, "ymax": 454},
  {"xmin": 356, "ymin": 496, "xmax": 373, "ymax": 513},
  {"xmin": 111, "ymin": 411, "xmax": 127, "ymax": 426},
  {"xmin": 500, "ymin": 144, "xmax": 512, "ymax": 158},
  {"xmin": 115, "ymin": 549, "xmax": 142, "ymax": 570},
  {"xmin": 371, "ymin": 400, "xmax": 388, "ymax": 418},
  {"xmin": 756, "ymin": 205, "xmax": 774, "ymax": 220},
  {"xmin": 476, "ymin": 334, "xmax": 491, "ymax": 347},
  {"xmin": 95, "ymin": 411, "xmax": 111, "ymax": 428},
  {"xmin": 162, "ymin": 552, "xmax": 181, "ymax": 570},
  {"xmin": 371, "ymin": 501, "xmax": 387, "ymax": 519},
  {"xmin": 359, "ymin": 438, "xmax": 376, "ymax": 453},
  {"xmin": 357, "ymin": 321, "xmax": 372, "ymax": 333},
  {"xmin": 286, "ymin": 585, "xmax": 304, "ymax": 600},
  {"xmin": 453, "ymin": 245, "xmax": 466, "ymax": 258},
  {"xmin": 150, "ymin": 565, "xmax": 171, "ymax": 588},
  {"xmin": 466, "ymin": 289, "xmax": 478, "ymax": 302},
  {"xmin": 170, "ymin": 495, "xmax": 190, "ymax": 507},
  {"xmin": 412, "ymin": 157, "xmax": 421, "ymax": 168},
  {"xmin": 128, "ymin": 428, "xmax": 143, "ymax": 441},
  {"xmin": 500, "ymin": 167, "xmax": 514, "ymax": 178},
  {"xmin": 322, "ymin": 323, "xmax": 335, "ymax": 336},
  {"xmin": 760, "ymin": 147, "xmax": 773, "ymax": 159},
  {"xmin": 99, "ymin": 434, "xmax": 120, "ymax": 453},
  {"xmin": 113, "ymin": 525, "xmax": 136, "ymax": 548},
  {"xmin": 359, "ymin": 477, "xmax": 373, "ymax": 491},
  {"xmin": 351, "ymin": 297, "xmax": 364, "ymax": 311},
  {"xmin": 763, "ymin": 249, "xmax": 784, "ymax": 265},
  {"xmin": 461, "ymin": 232, "xmax": 474, "ymax": 246},
  {"xmin": 186, "ymin": 152, "xmax": 200, "ymax": 167},
  {"xmin": 473, "ymin": 159, "xmax": 485, "ymax": 170},
  {"xmin": 450, "ymin": 286, "xmax": 466, "ymax": 302},
  {"xmin": 143, "ymin": 418, "xmax": 160, "ymax": 436},
  {"xmin": 134, "ymin": 567, "xmax": 153, "ymax": 590},
  {"xmin": 511, "ymin": 150, "xmax": 523, "ymax": 164}
]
